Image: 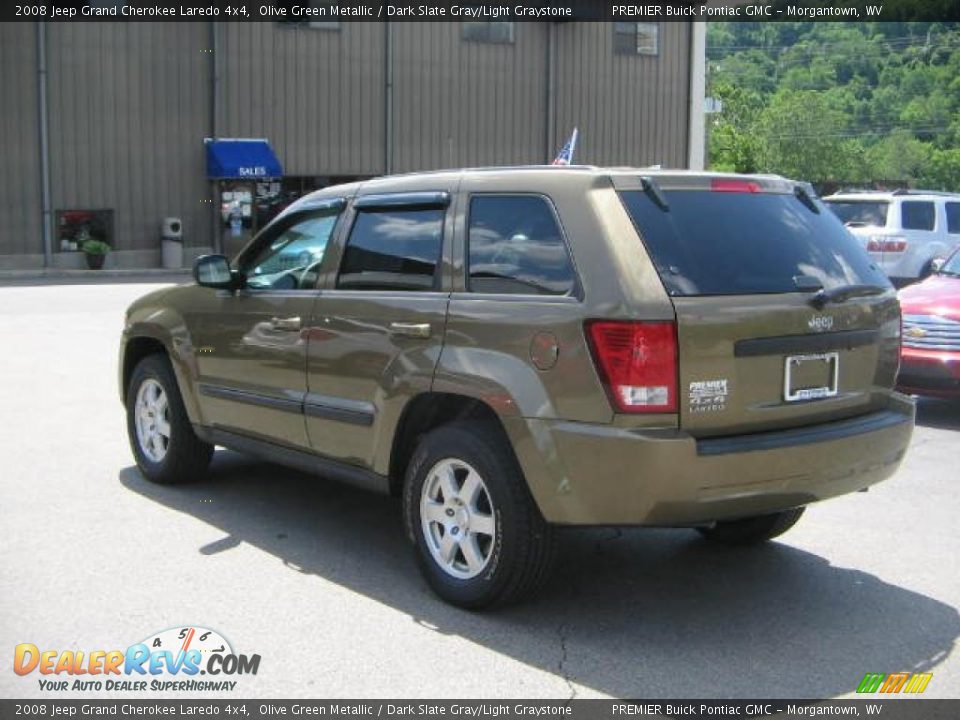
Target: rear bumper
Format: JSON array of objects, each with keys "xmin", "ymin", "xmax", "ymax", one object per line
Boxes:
[
  {"xmin": 507, "ymin": 395, "xmax": 915, "ymax": 526},
  {"xmin": 897, "ymin": 347, "xmax": 960, "ymax": 398}
]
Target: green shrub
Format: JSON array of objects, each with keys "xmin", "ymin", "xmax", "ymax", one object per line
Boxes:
[{"xmin": 81, "ymin": 239, "xmax": 111, "ymax": 255}]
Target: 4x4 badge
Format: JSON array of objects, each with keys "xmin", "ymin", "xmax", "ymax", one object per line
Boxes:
[{"xmin": 808, "ymin": 315, "xmax": 834, "ymax": 332}]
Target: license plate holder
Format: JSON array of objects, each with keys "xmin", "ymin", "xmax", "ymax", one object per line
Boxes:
[{"xmin": 784, "ymin": 352, "xmax": 839, "ymax": 402}]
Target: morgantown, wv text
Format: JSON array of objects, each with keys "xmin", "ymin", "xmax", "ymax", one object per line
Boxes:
[{"xmin": 613, "ymin": 4, "xmax": 884, "ymax": 18}]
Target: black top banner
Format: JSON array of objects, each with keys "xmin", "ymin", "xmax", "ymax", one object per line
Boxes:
[
  {"xmin": 1, "ymin": 700, "xmax": 959, "ymax": 720},
  {"xmin": 3, "ymin": 1, "xmax": 960, "ymax": 23}
]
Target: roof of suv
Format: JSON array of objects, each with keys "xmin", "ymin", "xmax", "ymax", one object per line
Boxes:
[
  {"xmin": 824, "ymin": 189, "xmax": 960, "ymax": 201},
  {"xmin": 291, "ymin": 166, "xmax": 798, "ymax": 211}
]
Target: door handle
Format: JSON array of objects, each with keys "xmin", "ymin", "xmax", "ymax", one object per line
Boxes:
[
  {"xmin": 270, "ymin": 316, "xmax": 302, "ymax": 332},
  {"xmin": 389, "ymin": 322, "xmax": 431, "ymax": 338}
]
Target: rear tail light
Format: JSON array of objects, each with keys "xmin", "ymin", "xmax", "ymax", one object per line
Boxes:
[
  {"xmin": 710, "ymin": 179, "xmax": 760, "ymax": 193},
  {"xmin": 585, "ymin": 321, "xmax": 678, "ymax": 413},
  {"xmin": 866, "ymin": 236, "xmax": 907, "ymax": 253}
]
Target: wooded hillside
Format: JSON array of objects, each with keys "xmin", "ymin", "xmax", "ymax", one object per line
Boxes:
[{"xmin": 707, "ymin": 22, "xmax": 960, "ymax": 192}]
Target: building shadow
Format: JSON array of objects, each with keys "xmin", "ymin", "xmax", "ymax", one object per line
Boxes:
[
  {"xmin": 120, "ymin": 453, "xmax": 958, "ymax": 699},
  {"xmin": 914, "ymin": 397, "xmax": 960, "ymax": 431}
]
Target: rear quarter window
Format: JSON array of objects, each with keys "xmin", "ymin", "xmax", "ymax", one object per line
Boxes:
[
  {"xmin": 900, "ymin": 201, "xmax": 936, "ymax": 231},
  {"xmin": 619, "ymin": 189, "xmax": 888, "ymax": 297},
  {"xmin": 945, "ymin": 202, "xmax": 960, "ymax": 234}
]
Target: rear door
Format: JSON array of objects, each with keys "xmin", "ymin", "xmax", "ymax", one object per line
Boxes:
[
  {"xmin": 304, "ymin": 191, "xmax": 453, "ymax": 468},
  {"xmin": 617, "ymin": 176, "xmax": 901, "ymax": 437}
]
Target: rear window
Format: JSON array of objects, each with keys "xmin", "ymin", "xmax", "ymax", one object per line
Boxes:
[
  {"xmin": 824, "ymin": 200, "xmax": 889, "ymax": 228},
  {"xmin": 337, "ymin": 207, "xmax": 444, "ymax": 291},
  {"xmin": 619, "ymin": 189, "xmax": 888, "ymax": 297},
  {"xmin": 901, "ymin": 201, "xmax": 936, "ymax": 231}
]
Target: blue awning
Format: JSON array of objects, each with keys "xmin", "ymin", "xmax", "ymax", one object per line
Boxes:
[{"xmin": 204, "ymin": 138, "xmax": 283, "ymax": 180}]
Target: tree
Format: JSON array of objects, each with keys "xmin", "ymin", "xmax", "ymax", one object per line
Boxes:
[{"xmin": 757, "ymin": 90, "xmax": 860, "ymax": 184}]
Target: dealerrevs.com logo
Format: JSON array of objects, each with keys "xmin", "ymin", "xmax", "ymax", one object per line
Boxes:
[{"xmin": 13, "ymin": 626, "xmax": 260, "ymax": 692}]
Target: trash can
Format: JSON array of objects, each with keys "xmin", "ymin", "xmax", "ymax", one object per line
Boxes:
[{"xmin": 161, "ymin": 217, "xmax": 183, "ymax": 269}]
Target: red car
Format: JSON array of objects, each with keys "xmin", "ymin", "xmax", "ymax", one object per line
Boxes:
[{"xmin": 897, "ymin": 247, "xmax": 960, "ymax": 398}]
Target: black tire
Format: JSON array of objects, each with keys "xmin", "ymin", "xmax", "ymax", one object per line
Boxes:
[
  {"xmin": 402, "ymin": 421, "xmax": 557, "ymax": 609},
  {"xmin": 696, "ymin": 507, "xmax": 805, "ymax": 546},
  {"xmin": 126, "ymin": 354, "xmax": 213, "ymax": 484}
]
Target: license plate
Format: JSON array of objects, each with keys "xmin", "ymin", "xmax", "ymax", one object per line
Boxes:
[{"xmin": 784, "ymin": 352, "xmax": 839, "ymax": 402}]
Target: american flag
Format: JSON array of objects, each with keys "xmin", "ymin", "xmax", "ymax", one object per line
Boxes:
[{"xmin": 551, "ymin": 128, "xmax": 578, "ymax": 166}]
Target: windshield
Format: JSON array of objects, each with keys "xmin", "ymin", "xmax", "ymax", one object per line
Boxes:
[
  {"xmin": 619, "ymin": 189, "xmax": 890, "ymax": 297},
  {"xmin": 941, "ymin": 249, "xmax": 960, "ymax": 276},
  {"xmin": 824, "ymin": 200, "xmax": 890, "ymax": 228}
]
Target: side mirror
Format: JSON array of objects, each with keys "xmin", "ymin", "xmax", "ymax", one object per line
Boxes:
[
  {"xmin": 193, "ymin": 254, "xmax": 240, "ymax": 290},
  {"xmin": 931, "ymin": 257, "xmax": 946, "ymax": 274}
]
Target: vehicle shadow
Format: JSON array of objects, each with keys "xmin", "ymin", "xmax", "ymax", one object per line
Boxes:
[
  {"xmin": 914, "ymin": 397, "xmax": 960, "ymax": 431},
  {"xmin": 120, "ymin": 455, "xmax": 958, "ymax": 699}
]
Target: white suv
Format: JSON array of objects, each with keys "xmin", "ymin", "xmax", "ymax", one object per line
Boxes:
[{"xmin": 823, "ymin": 190, "xmax": 960, "ymax": 284}]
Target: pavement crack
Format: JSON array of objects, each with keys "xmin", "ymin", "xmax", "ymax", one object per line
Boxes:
[{"xmin": 556, "ymin": 620, "xmax": 578, "ymax": 702}]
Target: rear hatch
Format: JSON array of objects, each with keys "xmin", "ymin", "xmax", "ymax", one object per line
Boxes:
[
  {"xmin": 616, "ymin": 174, "xmax": 901, "ymax": 437},
  {"xmin": 822, "ymin": 197, "xmax": 899, "ymax": 270}
]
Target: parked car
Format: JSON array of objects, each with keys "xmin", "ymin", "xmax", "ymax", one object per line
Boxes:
[
  {"xmin": 897, "ymin": 247, "xmax": 960, "ymax": 399},
  {"xmin": 823, "ymin": 189, "xmax": 960, "ymax": 285},
  {"xmin": 119, "ymin": 167, "xmax": 914, "ymax": 608}
]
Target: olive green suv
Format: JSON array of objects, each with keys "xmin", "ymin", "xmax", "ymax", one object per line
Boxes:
[{"xmin": 119, "ymin": 167, "xmax": 914, "ymax": 608}]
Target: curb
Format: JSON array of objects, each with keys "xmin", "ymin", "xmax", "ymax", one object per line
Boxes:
[{"xmin": 0, "ymin": 269, "xmax": 191, "ymax": 281}]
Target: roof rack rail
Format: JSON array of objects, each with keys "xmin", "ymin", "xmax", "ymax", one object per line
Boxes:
[{"xmin": 891, "ymin": 189, "xmax": 959, "ymax": 197}]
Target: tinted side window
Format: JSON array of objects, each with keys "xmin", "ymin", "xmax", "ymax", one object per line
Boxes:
[
  {"xmin": 337, "ymin": 207, "xmax": 444, "ymax": 291},
  {"xmin": 901, "ymin": 201, "xmax": 935, "ymax": 231},
  {"xmin": 468, "ymin": 195, "xmax": 576, "ymax": 296},
  {"xmin": 946, "ymin": 203, "xmax": 960, "ymax": 234}
]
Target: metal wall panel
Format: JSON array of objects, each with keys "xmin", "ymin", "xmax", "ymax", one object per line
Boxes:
[
  {"xmin": 555, "ymin": 22, "xmax": 690, "ymax": 169},
  {"xmin": 0, "ymin": 20, "xmax": 693, "ymax": 266},
  {"xmin": 0, "ymin": 24, "xmax": 42, "ymax": 262},
  {"xmin": 391, "ymin": 22, "xmax": 549, "ymax": 172},
  {"xmin": 218, "ymin": 22, "xmax": 385, "ymax": 176},
  {"xmin": 45, "ymin": 22, "xmax": 211, "ymax": 257}
]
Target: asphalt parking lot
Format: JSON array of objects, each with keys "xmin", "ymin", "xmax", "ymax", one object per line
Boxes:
[{"xmin": 1, "ymin": 279, "xmax": 958, "ymax": 700}]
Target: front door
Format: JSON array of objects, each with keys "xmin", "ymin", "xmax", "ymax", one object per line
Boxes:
[
  {"xmin": 305, "ymin": 192, "xmax": 452, "ymax": 469},
  {"xmin": 189, "ymin": 205, "xmax": 343, "ymax": 449}
]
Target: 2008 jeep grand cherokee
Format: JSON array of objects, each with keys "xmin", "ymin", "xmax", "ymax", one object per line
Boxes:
[{"xmin": 119, "ymin": 167, "xmax": 914, "ymax": 608}]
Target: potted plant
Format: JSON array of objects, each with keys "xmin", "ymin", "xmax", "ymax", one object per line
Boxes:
[{"xmin": 81, "ymin": 238, "xmax": 111, "ymax": 270}]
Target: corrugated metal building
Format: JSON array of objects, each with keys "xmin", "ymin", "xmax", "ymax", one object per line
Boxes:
[{"xmin": 0, "ymin": 20, "xmax": 704, "ymax": 269}]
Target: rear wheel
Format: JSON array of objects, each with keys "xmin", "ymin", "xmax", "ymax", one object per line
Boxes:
[
  {"xmin": 403, "ymin": 421, "xmax": 556, "ymax": 609},
  {"xmin": 126, "ymin": 354, "xmax": 213, "ymax": 484},
  {"xmin": 696, "ymin": 507, "xmax": 805, "ymax": 545}
]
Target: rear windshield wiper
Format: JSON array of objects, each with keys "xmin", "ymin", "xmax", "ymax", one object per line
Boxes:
[
  {"xmin": 794, "ymin": 184, "xmax": 820, "ymax": 214},
  {"xmin": 810, "ymin": 283, "xmax": 887, "ymax": 308},
  {"xmin": 640, "ymin": 176, "xmax": 669, "ymax": 211}
]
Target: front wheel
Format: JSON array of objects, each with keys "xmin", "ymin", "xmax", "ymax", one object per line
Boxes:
[
  {"xmin": 126, "ymin": 354, "xmax": 213, "ymax": 484},
  {"xmin": 696, "ymin": 507, "xmax": 805, "ymax": 546},
  {"xmin": 403, "ymin": 421, "xmax": 556, "ymax": 609}
]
